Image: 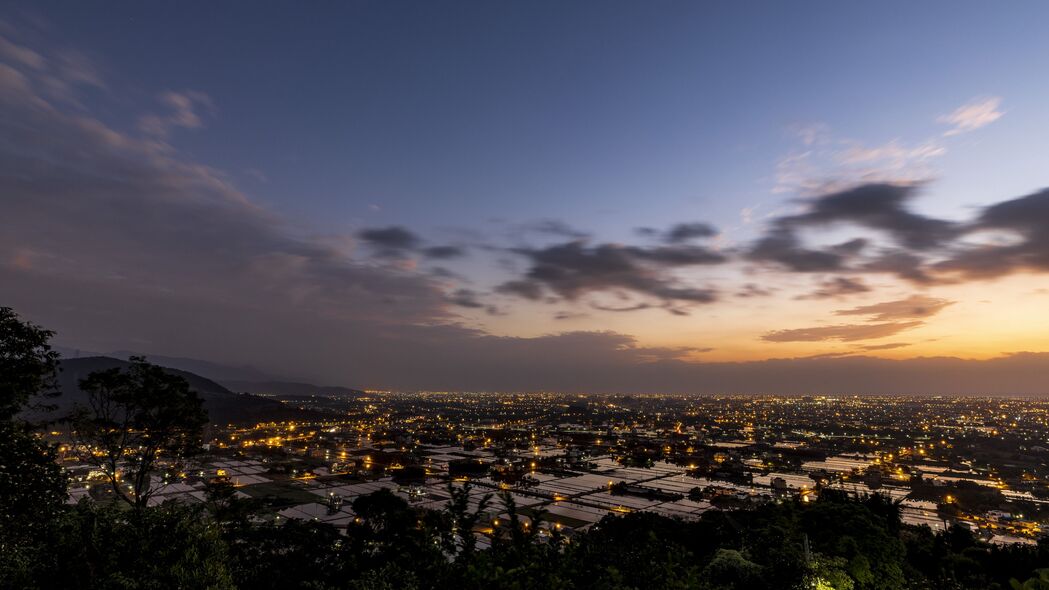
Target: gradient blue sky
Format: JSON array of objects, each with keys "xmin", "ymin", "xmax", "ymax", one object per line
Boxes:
[
  {"xmin": 32, "ymin": 2, "xmax": 1049, "ymax": 231},
  {"xmin": 5, "ymin": 2, "xmax": 1049, "ymax": 391}
]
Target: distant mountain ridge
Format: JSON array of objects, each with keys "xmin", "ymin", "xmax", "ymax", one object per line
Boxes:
[
  {"xmin": 221, "ymin": 380, "xmax": 366, "ymax": 398},
  {"xmin": 54, "ymin": 346, "xmax": 289, "ymax": 383},
  {"xmin": 107, "ymin": 350, "xmax": 285, "ymax": 383},
  {"xmin": 44, "ymin": 357, "xmax": 333, "ymax": 424},
  {"xmin": 54, "ymin": 347, "xmax": 366, "ymax": 398}
]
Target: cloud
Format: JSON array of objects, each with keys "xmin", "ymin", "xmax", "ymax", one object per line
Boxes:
[
  {"xmin": 836, "ymin": 140, "xmax": 945, "ymax": 166},
  {"xmin": 763, "ymin": 294, "xmax": 951, "ymax": 343},
  {"xmin": 786, "ymin": 122, "xmax": 830, "ymax": 146},
  {"xmin": 748, "ymin": 183, "xmax": 962, "ymax": 282},
  {"xmin": 244, "ymin": 168, "xmax": 269, "ymax": 183},
  {"xmin": 748, "ymin": 226, "xmax": 856, "ymax": 272},
  {"xmin": 525, "ymin": 219, "xmax": 590, "ymax": 240},
  {"xmin": 938, "ymin": 97, "xmax": 1003, "ymax": 136},
  {"xmin": 736, "ymin": 283, "xmax": 774, "ymax": 298},
  {"xmin": 834, "ymin": 294, "xmax": 953, "ymax": 322},
  {"xmin": 358, "ymin": 226, "xmax": 465, "ymax": 260},
  {"xmin": 773, "ymin": 139, "xmax": 940, "ymax": 197},
  {"xmin": 359, "ymin": 226, "xmax": 421, "ymax": 252},
  {"xmin": 773, "ymin": 150, "xmax": 818, "ymax": 195},
  {"xmin": 495, "ymin": 279, "xmax": 546, "ymax": 300},
  {"xmin": 0, "ymin": 42, "xmax": 458, "ymax": 340},
  {"xmin": 781, "ymin": 183, "xmax": 956, "ymax": 250},
  {"xmin": 387, "ymin": 346, "xmax": 1049, "ymax": 394},
  {"xmin": 423, "ymin": 245, "xmax": 466, "ymax": 259},
  {"xmin": 0, "ymin": 29, "xmax": 104, "ymax": 108},
  {"xmin": 773, "ymin": 107, "xmax": 994, "ymax": 197},
  {"xmin": 446, "ymin": 288, "xmax": 507, "ymax": 315},
  {"xmin": 447, "ymin": 288, "xmax": 485, "ymax": 309},
  {"xmin": 826, "ymin": 137, "xmax": 947, "ymax": 187},
  {"xmin": 17, "ymin": 272, "xmax": 1049, "ymax": 394},
  {"xmin": 857, "ymin": 342, "xmax": 911, "ymax": 351},
  {"xmin": 776, "ymin": 99, "xmax": 1001, "ymax": 198},
  {"xmin": 663, "ymin": 222, "xmax": 718, "ymax": 244},
  {"xmin": 0, "ymin": 34, "xmax": 45, "ymax": 70},
  {"xmin": 591, "ymin": 302, "xmax": 653, "ymax": 312},
  {"xmin": 138, "ymin": 90, "xmax": 215, "ymax": 138},
  {"xmin": 859, "ymin": 250, "xmax": 939, "ymax": 284},
  {"xmin": 936, "ymin": 188, "xmax": 1049, "ymax": 279},
  {"xmin": 796, "ymin": 276, "xmax": 871, "ymax": 300},
  {"xmin": 751, "ymin": 176, "xmax": 1049, "ymax": 287},
  {"xmin": 497, "ymin": 239, "xmax": 724, "ymax": 311},
  {"xmin": 636, "ymin": 222, "xmax": 718, "ymax": 244},
  {"xmin": 761, "ymin": 321, "xmax": 923, "ymax": 343}
]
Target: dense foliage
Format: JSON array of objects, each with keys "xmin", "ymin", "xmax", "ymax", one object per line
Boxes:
[
  {"xmin": 2, "ymin": 306, "xmax": 1047, "ymax": 589},
  {"xmin": 6, "ymin": 484, "xmax": 1048, "ymax": 590}
]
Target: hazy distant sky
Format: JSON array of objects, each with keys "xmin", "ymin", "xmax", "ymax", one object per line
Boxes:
[{"xmin": 4, "ymin": 2, "xmax": 1049, "ymax": 392}]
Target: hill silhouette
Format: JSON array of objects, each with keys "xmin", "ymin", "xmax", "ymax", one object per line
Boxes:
[{"xmin": 48, "ymin": 357, "xmax": 331, "ymax": 424}]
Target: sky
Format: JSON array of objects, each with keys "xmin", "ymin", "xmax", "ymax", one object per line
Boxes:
[{"xmin": 4, "ymin": 2, "xmax": 1049, "ymax": 394}]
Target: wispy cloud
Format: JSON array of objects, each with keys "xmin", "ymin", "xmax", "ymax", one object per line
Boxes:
[
  {"xmin": 786, "ymin": 122, "xmax": 830, "ymax": 146},
  {"xmin": 761, "ymin": 321, "xmax": 924, "ymax": 343},
  {"xmin": 836, "ymin": 139, "xmax": 945, "ymax": 166},
  {"xmin": 138, "ymin": 90, "xmax": 215, "ymax": 138},
  {"xmin": 763, "ymin": 294, "xmax": 952, "ymax": 343},
  {"xmin": 775, "ymin": 98, "xmax": 1003, "ymax": 195},
  {"xmin": 774, "ymin": 136, "xmax": 945, "ymax": 196},
  {"xmin": 938, "ymin": 97, "xmax": 1003, "ymax": 136},
  {"xmin": 857, "ymin": 342, "xmax": 912, "ymax": 351},
  {"xmin": 834, "ymin": 294, "xmax": 953, "ymax": 322},
  {"xmin": 739, "ymin": 204, "xmax": 760, "ymax": 225}
]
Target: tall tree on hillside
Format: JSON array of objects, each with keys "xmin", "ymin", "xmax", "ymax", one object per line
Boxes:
[
  {"xmin": 0, "ymin": 307, "xmax": 59, "ymax": 420},
  {"xmin": 72, "ymin": 357, "xmax": 207, "ymax": 508},
  {"xmin": 0, "ymin": 307, "xmax": 67, "ymax": 587}
]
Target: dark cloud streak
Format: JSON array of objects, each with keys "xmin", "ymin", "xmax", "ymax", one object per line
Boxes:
[
  {"xmin": 938, "ymin": 188, "xmax": 1049, "ymax": 279},
  {"xmin": 497, "ymin": 240, "xmax": 723, "ymax": 310},
  {"xmin": 796, "ymin": 276, "xmax": 871, "ymax": 300}
]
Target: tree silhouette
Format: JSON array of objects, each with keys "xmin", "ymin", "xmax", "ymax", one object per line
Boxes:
[
  {"xmin": 71, "ymin": 357, "xmax": 207, "ymax": 508},
  {"xmin": 1013, "ymin": 569, "xmax": 1049, "ymax": 590},
  {"xmin": 0, "ymin": 307, "xmax": 67, "ymax": 587},
  {"xmin": 446, "ymin": 481, "xmax": 492, "ymax": 557},
  {"xmin": 0, "ymin": 306, "xmax": 59, "ymax": 420}
]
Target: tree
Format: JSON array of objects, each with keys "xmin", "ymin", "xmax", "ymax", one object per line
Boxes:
[
  {"xmin": 0, "ymin": 307, "xmax": 67, "ymax": 588},
  {"xmin": 1012, "ymin": 569, "xmax": 1049, "ymax": 590},
  {"xmin": 352, "ymin": 487, "xmax": 416, "ymax": 539},
  {"xmin": 700, "ymin": 549, "xmax": 766, "ymax": 590},
  {"xmin": 0, "ymin": 306, "xmax": 59, "ymax": 421},
  {"xmin": 221, "ymin": 518, "xmax": 347, "ymax": 590},
  {"xmin": 203, "ymin": 479, "xmax": 262, "ymax": 529},
  {"xmin": 446, "ymin": 481, "xmax": 492, "ymax": 557},
  {"xmin": 0, "ymin": 421, "xmax": 68, "ymax": 587},
  {"xmin": 48, "ymin": 501, "xmax": 234, "ymax": 590},
  {"xmin": 804, "ymin": 554, "xmax": 855, "ymax": 590},
  {"xmin": 72, "ymin": 357, "xmax": 207, "ymax": 508}
]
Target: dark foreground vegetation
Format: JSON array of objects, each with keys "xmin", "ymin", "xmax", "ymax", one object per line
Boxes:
[{"xmin": 2, "ymin": 307, "xmax": 1047, "ymax": 590}]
